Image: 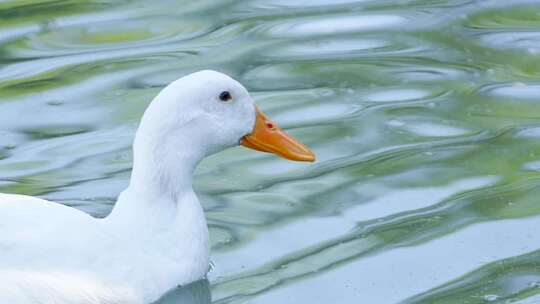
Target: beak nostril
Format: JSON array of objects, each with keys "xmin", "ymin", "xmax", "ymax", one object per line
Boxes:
[{"xmin": 266, "ymin": 122, "xmax": 275, "ymax": 130}]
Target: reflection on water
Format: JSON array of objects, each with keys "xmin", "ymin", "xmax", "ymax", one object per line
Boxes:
[
  {"xmin": 0, "ymin": 0, "xmax": 540, "ymax": 303},
  {"xmin": 155, "ymin": 280, "xmax": 211, "ymax": 304}
]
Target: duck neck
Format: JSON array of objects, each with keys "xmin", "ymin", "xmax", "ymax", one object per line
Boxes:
[
  {"xmin": 104, "ymin": 129, "xmax": 211, "ymax": 292},
  {"xmin": 131, "ymin": 128, "xmax": 205, "ymax": 200},
  {"xmin": 106, "ymin": 125, "xmax": 207, "ymax": 227}
]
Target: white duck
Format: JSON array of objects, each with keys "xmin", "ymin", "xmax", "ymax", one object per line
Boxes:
[{"xmin": 0, "ymin": 70, "xmax": 315, "ymax": 304}]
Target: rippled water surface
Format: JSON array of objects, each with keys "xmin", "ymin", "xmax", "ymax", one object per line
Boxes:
[{"xmin": 1, "ymin": 0, "xmax": 540, "ymax": 303}]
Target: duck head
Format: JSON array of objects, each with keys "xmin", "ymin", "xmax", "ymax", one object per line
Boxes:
[
  {"xmin": 135, "ymin": 70, "xmax": 315, "ymax": 162},
  {"xmin": 130, "ymin": 70, "xmax": 315, "ymax": 195}
]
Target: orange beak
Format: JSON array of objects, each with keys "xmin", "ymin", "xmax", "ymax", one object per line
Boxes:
[{"xmin": 241, "ymin": 106, "xmax": 316, "ymax": 162}]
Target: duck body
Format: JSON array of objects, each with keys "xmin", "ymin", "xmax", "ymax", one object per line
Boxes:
[
  {"xmin": 0, "ymin": 189, "xmax": 209, "ymax": 303},
  {"xmin": 0, "ymin": 70, "xmax": 315, "ymax": 303}
]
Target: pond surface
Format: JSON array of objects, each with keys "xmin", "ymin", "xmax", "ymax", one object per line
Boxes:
[{"xmin": 1, "ymin": 0, "xmax": 540, "ymax": 303}]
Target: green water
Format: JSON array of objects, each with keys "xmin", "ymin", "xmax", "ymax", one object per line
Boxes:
[{"xmin": 1, "ymin": 0, "xmax": 540, "ymax": 303}]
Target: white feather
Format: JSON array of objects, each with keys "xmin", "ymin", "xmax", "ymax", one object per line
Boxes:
[
  {"xmin": 0, "ymin": 70, "xmax": 256, "ymax": 303},
  {"xmin": 0, "ymin": 271, "xmax": 140, "ymax": 304}
]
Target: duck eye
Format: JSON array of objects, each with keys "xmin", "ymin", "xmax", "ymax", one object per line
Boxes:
[{"xmin": 219, "ymin": 91, "xmax": 232, "ymax": 102}]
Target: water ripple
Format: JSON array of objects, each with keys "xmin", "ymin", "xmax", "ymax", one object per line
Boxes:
[
  {"xmin": 1, "ymin": 1, "xmax": 539, "ymax": 304},
  {"xmin": 263, "ymin": 14, "xmax": 408, "ymax": 37}
]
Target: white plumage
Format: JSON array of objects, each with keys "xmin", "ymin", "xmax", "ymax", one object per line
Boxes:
[
  {"xmin": 0, "ymin": 71, "xmax": 257, "ymax": 303},
  {"xmin": 0, "ymin": 270, "xmax": 139, "ymax": 304}
]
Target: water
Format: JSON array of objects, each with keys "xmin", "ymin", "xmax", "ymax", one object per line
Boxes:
[{"xmin": 1, "ymin": 0, "xmax": 540, "ymax": 303}]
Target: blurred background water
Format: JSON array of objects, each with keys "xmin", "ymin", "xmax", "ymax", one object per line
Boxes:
[{"xmin": 1, "ymin": 0, "xmax": 540, "ymax": 303}]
